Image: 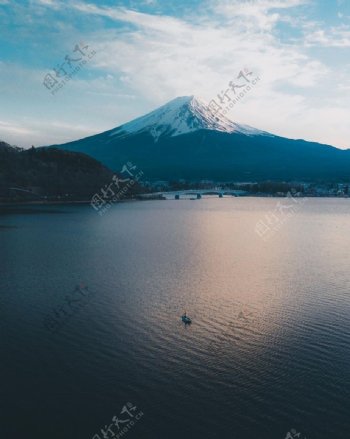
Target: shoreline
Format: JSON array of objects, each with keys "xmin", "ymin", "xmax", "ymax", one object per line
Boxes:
[
  {"xmin": 0, "ymin": 194, "xmax": 349, "ymax": 208},
  {"xmin": 0, "ymin": 198, "xmax": 138, "ymax": 208}
]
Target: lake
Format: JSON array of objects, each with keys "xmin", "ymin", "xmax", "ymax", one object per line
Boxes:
[{"xmin": 1, "ymin": 198, "xmax": 349, "ymax": 439}]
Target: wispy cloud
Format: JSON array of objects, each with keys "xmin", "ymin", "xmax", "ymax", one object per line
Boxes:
[
  {"xmin": 211, "ymin": 0, "xmax": 308, "ymax": 30},
  {"xmin": 305, "ymin": 27, "xmax": 350, "ymax": 47}
]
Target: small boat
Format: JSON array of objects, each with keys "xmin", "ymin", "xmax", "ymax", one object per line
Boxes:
[{"xmin": 181, "ymin": 312, "xmax": 192, "ymax": 324}]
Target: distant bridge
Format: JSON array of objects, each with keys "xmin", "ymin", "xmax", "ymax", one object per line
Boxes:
[
  {"xmin": 160, "ymin": 189, "xmax": 244, "ymax": 199},
  {"xmin": 137, "ymin": 189, "xmax": 246, "ymax": 200}
]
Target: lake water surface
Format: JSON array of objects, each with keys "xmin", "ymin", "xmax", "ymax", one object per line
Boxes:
[{"xmin": 1, "ymin": 198, "xmax": 350, "ymax": 439}]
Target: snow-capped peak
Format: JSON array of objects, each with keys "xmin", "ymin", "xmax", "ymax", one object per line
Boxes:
[{"xmin": 110, "ymin": 95, "xmax": 268, "ymax": 140}]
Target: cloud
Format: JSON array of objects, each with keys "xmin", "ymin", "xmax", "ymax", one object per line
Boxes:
[
  {"xmin": 305, "ymin": 27, "xmax": 350, "ymax": 47},
  {"xmin": 77, "ymin": 1, "xmax": 324, "ymax": 96},
  {"xmin": 31, "ymin": 0, "xmax": 61, "ymax": 7},
  {"xmin": 211, "ymin": 0, "xmax": 308, "ymax": 31},
  {"xmin": 0, "ymin": 120, "xmax": 36, "ymax": 137},
  {"xmin": 0, "ymin": 117, "xmax": 100, "ymax": 147},
  {"xmin": 70, "ymin": 2, "xmax": 191, "ymax": 35}
]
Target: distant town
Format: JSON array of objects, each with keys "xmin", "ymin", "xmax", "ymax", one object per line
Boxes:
[{"xmin": 143, "ymin": 180, "xmax": 350, "ymax": 198}]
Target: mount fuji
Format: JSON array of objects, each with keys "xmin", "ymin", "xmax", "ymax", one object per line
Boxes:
[{"xmin": 48, "ymin": 96, "xmax": 350, "ymax": 181}]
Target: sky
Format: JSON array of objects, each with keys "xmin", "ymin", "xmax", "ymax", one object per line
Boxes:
[{"xmin": 0, "ymin": 0, "xmax": 350, "ymax": 149}]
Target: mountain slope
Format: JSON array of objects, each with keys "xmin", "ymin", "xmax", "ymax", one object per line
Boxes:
[{"xmin": 48, "ymin": 96, "xmax": 350, "ymax": 182}]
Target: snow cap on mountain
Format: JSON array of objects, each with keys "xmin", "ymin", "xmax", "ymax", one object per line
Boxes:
[{"xmin": 110, "ymin": 96, "xmax": 269, "ymax": 140}]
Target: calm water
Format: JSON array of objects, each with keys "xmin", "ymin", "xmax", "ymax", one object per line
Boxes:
[{"xmin": 1, "ymin": 198, "xmax": 350, "ymax": 439}]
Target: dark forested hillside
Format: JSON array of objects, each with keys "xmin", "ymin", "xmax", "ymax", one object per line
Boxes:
[{"xmin": 0, "ymin": 143, "xmax": 141, "ymax": 202}]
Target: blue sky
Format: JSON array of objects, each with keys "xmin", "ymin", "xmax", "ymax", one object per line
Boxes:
[{"xmin": 0, "ymin": 0, "xmax": 350, "ymax": 148}]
